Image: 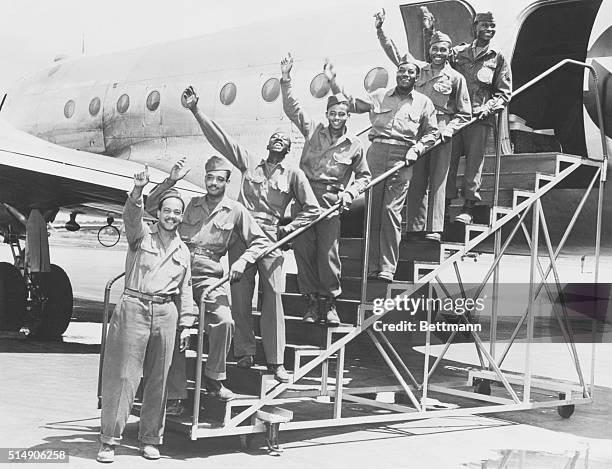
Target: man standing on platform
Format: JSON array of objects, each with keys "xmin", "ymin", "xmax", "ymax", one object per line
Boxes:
[
  {"xmin": 281, "ymin": 53, "xmax": 371, "ymax": 324},
  {"xmin": 329, "ymin": 59, "xmax": 438, "ymax": 281},
  {"xmin": 98, "ymin": 166, "xmax": 194, "ymax": 463},
  {"xmin": 178, "ymin": 85, "xmax": 320, "ymax": 383},
  {"xmin": 374, "ymin": 10, "xmax": 471, "ymax": 242},
  {"xmin": 146, "ymin": 155, "xmax": 269, "ymax": 403}
]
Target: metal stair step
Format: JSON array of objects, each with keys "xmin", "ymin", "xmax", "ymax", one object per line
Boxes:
[
  {"xmin": 259, "ymin": 292, "xmax": 360, "ymax": 324},
  {"xmin": 457, "ymin": 152, "xmax": 560, "ymax": 175},
  {"xmin": 339, "ymin": 237, "xmax": 443, "ymax": 263}
]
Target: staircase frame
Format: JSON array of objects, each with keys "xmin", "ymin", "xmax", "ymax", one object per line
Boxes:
[{"xmin": 98, "ymin": 60, "xmax": 607, "ymax": 442}]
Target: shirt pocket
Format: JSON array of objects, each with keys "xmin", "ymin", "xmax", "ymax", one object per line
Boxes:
[
  {"xmin": 268, "ymin": 175, "xmax": 291, "ymax": 211},
  {"xmin": 169, "ymin": 250, "xmax": 189, "ymax": 281},
  {"xmin": 476, "ymin": 62, "xmax": 496, "ymax": 85},
  {"xmin": 370, "ymin": 107, "xmax": 393, "ymax": 130},
  {"xmin": 431, "ymin": 78, "xmax": 453, "ymax": 109},
  {"xmin": 138, "ymin": 239, "xmax": 160, "ymax": 273},
  {"xmin": 210, "ymin": 218, "xmax": 235, "ymax": 249},
  {"xmin": 394, "ymin": 109, "xmax": 421, "ymax": 136},
  {"xmin": 243, "ymin": 171, "xmax": 265, "ymax": 203}
]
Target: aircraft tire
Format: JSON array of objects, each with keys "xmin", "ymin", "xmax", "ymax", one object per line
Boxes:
[
  {"xmin": 473, "ymin": 379, "xmax": 491, "ymax": 396},
  {"xmin": 0, "ymin": 262, "xmax": 26, "ymax": 331},
  {"xmin": 34, "ymin": 264, "xmax": 73, "ymax": 340}
]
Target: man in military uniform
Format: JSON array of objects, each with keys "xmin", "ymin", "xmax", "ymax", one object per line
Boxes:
[
  {"xmin": 176, "ymin": 85, "xmax": 319, "ymax": 383},
  {"xmin": 98, "ymin": 166, "xmax": 195, "ymax": 463},
  {"xmin": 448, "ymin": 11, "xmax": 512, "ymax": 223},
  {"xmin": 147, "ymin": 156, "xmax": 269, "ymax": 403},
  {"xmin": 281, "ymin": 54, "xmax": 371, "ymax": 323},
  {"xmin": 375, "ymin": 10, "xmax": 471, "ymax": 242},
  {"xmin": 329, "ymin": 59, "xmax": 438, "ymax": 281}
]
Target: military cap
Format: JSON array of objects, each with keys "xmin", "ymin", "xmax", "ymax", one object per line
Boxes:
[
  {"xmin": 430, "ymin": 31, "xmax": 452, "ymax": 46},
  {"xmin": 204, "ymin": 155, "xmax": 233, "ymax": 173},
  {"xmin": 397, "ymin": 57, "xmax": 421, "ymax": 74},
  {"xmin": 158, "ymin": 188, "xmax": 185, "ymax": 211},
  {"xmin": 326, "ymin": 93, "xmax": 349, "ymax": 110},
  {"xmin": 474, "ymin": 11, "xmax": 495, "ymax": 23}
]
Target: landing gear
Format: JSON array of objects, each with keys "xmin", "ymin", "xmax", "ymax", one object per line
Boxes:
[
  {"xmin": 28, "ymin": 264, "xmax": 73, "ymax": 340},
  {"xmin": 0, "ymin": 262, "xmax": 27, "ymax": 331}
]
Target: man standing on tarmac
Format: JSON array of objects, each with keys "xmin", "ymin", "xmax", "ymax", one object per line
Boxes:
[
  {"xmin": 178, "ymin": 85, "xmax": 320, "ymax": 383},
  {"xmin": 374, "ymin": 9, "xmax": 471, "ymax": 242},
  {"xmin": 146, "ymin": 155, "xmax": 269, "ymax": 403},
  {"xmin": 281, "ymin": 53, "xmax": 371, "ymax": 324},
  {"xmin": 328, "ymin": 59, "xmax": 438, "ymax": 281},
  {"xmin": 98, "ymin": 166, "xmax": 195, "ymax": 463}
]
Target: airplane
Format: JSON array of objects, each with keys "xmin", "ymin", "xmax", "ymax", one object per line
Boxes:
[{"xmin": 0, "ymin": 0, "xmax": 610, "ymax": 339}]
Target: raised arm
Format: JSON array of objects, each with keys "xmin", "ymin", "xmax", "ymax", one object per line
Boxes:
[
  {"xmin": 374, "ymin": 9, "xmax": 406, "ymax": 67},
  {"xmin": 182, "ymin": 86, "xmax": 253, "ymax": 171},
  {"xmin": 324, "ymin": 60, "xmax": 374, "ymax": 115},
  {"xmin": 144, "ymin": 157, "xmax": 190, "ymax": 216},
  {"xmin": 280, "ymin": 54, "xmax": 317, "ymax": 138},
  {"xmin": 124, "ymin": 165, "xmax": 150, "ymax": 249}
]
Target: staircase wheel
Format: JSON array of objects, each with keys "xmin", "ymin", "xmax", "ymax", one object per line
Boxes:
[
  {"xmin": 474, "ymin": 379, "xmax": 491, "ymax": 396},
  {"xmin": 33, "ymin": 264, "xmax": 73, "ymax": 340},
  {"xmin": 0, "ymin": 262, "xmax": 26, "ymax": 331},
  {"xmin": 557, "ymin": 393, "xmax": 575, "ymax": 418}
]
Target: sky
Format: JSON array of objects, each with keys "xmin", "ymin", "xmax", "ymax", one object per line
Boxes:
[{"xmin": 0, "ymin": 0, "xmax": 375, "ymax": 92}]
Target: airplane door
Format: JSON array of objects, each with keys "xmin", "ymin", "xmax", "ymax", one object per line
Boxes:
[{"xmin": 399, "ymin": 0, "xmax": 474, "ymax": 61}]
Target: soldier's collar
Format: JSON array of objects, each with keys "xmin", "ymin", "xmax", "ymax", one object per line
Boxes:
[
  {"xmin": 259, "ymin": 157, "xmax": 288, "ymax": 170},
  {"xmin": 389, "ymin": 87, "xmax": 414, "ymax": 98}
]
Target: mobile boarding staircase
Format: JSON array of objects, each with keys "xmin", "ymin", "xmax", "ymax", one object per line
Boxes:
[{"xmin": 99, "ymin": 60, "xmax": 607, "ymax": 452}]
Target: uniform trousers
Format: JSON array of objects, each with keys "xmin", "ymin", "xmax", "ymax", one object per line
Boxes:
[
  {"xmin": 229, "ymin": 235, "xmax": 285, "ymax": 365},
  {"xmin": 167, "ymin": 261, "xmax": 234, "ymax": 400},
  {"xmin": 366, "ymin": 142, "xmax": 412, "ymax": 275},
  {"xmin": 100, "ymin": 296, "xmax": 177, "ymax": 445},
  {"xmin": 446, "ymin": 119, "xmax": 492, "ymax": 202},
  {"xmin": 406, "ymin": 116, "xmax": 452, "ymax": 233},
  {"xmin": 293, "ymin": 186, "xmax": 342, "ymax": 298}
]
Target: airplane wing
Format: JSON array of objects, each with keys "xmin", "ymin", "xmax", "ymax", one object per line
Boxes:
[{"xmin": 0, "ymin": 118, "xmax": 204, "ymax": 216}]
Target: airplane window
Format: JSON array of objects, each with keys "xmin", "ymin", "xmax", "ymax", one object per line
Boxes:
[
  {"xmin": 220, "ymin": 82, "xmax": 237, "ymax": 106},
  {"xmin": 117, "ymin": 94, "xmax": 130, "ymax": 114},
  {"xmin": 89, "ymin": 97, "xmax": 101, "ymax": 116},
  {"xmin": 364, "ymin": 67, "xmax": 389, "ymax": 93},
  {"xmin": 64, "ymin": 100, "xmax": 75, "ymax": 119},
  {"xmin": 261, "ymin": 78, "xmax": 280, "ymax": 102},
  {"xmin": 146, "ymin": 90, "xmax": 160, "ymax": 111},
  {"xmin": 310, "ymin": 73, "xmax": 330, "ymax": 99}
]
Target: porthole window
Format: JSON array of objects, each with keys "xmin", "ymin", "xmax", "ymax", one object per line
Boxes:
[
  {"xmin": 64, "ymin": 100, "xmax": 75, "ymax": 119},
  {"xmin": 89, "ymin": 97, "xmax": 101, "ymax": 116},
  {"xmin": 220, "ymin": 82, "xmax": 237, "ymax": 106},
  {"xmin": 146, "ymin": 90, "xmax": 160, "ymax": 111},
  {"xmin": 364, "ymin": 67, "xmax": 389, "ymax": 93},
  {"xmin": 310, "ymin": 73, "xmax": 331, "ymax": 99},
  {"xmin": 116, "ymin": 94, "xmax": 130, "ymax": 114},
  {"xmin": 261, "ymin": 78, "xmax": 280, "ymax": 103}
]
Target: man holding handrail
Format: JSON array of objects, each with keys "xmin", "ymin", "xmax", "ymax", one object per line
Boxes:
[
  {"xmin": 147, "ymin": 156, "xmax": 269, "ymax": 403},
  {"xmin": 281, "ymin": 53, "xmax": 371, "ymax": 323},
  {"xmin": 178, "ymin": 85, "xmax": 320, "ymax": 383},
  {"xmin": 328, "ymin": 59, "xmax": 438, "ymax": 281},
  {"xmin": 376, "ymin": 9, "xmax": 511, "ymax": 224},
  {"xmin": 374, "ymin": 10, "xmax": 471, "ymax": 242},
  {"xmin": 98, "ymin": 166, "xmax": 194, "ymax": 462}
]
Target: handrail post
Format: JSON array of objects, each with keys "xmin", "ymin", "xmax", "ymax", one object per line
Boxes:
[
  {"xmin": 97, "ymin": 271, "xmax": 126, "ymax": 409},
  {"xmin": 359, "ymin": 187, "xmax": 373, "ymax": 326}
]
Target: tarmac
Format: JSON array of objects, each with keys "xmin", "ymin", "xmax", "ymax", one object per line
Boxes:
[{"xmin": 2, "ymin": 243, "xmax": 612, "ymax": 468}]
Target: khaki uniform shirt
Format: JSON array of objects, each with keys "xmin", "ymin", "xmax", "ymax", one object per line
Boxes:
[
  {"xmin": 351, "ymin": 87, "xmax": 439, "ymax": 154},
  {"xmin": 281, "ymin": 79, "xmax": 371, "ymax": 199},
  {"xmin": 190, "ymin": 112, "xmax": 320, "ymax": 234},
  {"xmin": 123, "ymin": 193, "xmax": 195, "ymax": 327}
]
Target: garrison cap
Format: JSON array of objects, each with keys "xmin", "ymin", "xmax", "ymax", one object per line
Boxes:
[
  {"xmin": 326, "ymin": 93, "xmax": 349, "ymax": 110},
  {"xmin": 204, "ymin": 155, "xmax": 233, "ymax": 173},
  {"xmin": 474, "ymin": 11, "xmax": 495, "ymax": 23},
  {"xmin": 430, "ymin": 31, "xmax": 452, "ymax": 46},
  {"xmin": 397, "ymin": 57, "xmax": 421, "ymax": 74},
  {"xmin": 158, "ymin": 188, "xmax": 185, "ymax": 211}
]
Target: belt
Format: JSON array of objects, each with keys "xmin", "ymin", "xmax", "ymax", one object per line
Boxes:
[
  {"xmin": 310, "ymin": 181, "xmax": 344, "ymax": 194},
  {"xmin": 124, "ymin": 288, "xmax": 174, "ymax": 304},
  {"xmin": 252, "ymin": 211, "xmax": 279, "ymax": 226},
  {"xmin": 192, "ymin": 247, "xmax": 222, "ymax": 263},
  {"xmin": 372, "ymin": 137, "xmax": 412, "ymax": 148}
]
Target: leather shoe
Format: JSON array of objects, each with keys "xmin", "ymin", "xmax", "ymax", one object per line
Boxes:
[
  {"xmin": 204, "ymin": 376, "xmax": 234, "ymax": 401},
  {"xmin": 268, "ymin": 364, "xmax": 290, "ymax": 383},
  {"xmin": 141, "ymin": 444, "xmax": 160, "ymax": 460},
  {"xmin": 165, "ymin": 399, "xmax": 184, "ymax": 416},
  {"xmin": 377, "ymin": 271, "xmax": 394, "ymax": 282},
  {"xmin": 96, "ymin": 443, "xmax": 114, "ymax": 463},
  {"xmin": 424, "ymin": 232, "xmax": 441, "ymax": 242},
  {"xmin": 236, "ymin": 355, "xmax": 254, "ymax": 368}
]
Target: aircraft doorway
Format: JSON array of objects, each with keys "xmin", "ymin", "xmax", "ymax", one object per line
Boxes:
[{"xmin": 509, "ymin": 0, "xmax": 603, "ymax": 157}]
